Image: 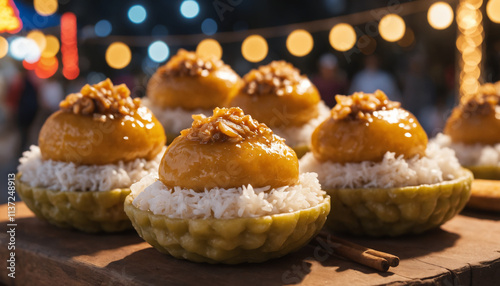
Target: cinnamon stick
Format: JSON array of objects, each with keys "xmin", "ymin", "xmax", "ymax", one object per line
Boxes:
[{"xmin": 316, "ymin": 232, "xmax": 399, "ymax": 272}]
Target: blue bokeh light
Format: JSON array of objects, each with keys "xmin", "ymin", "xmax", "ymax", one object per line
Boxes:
[
  {"xmin": 148, "ymin": 41, "xmax": 170, "ymax": 63},
  {"xmin": 95, "ymin": 20, "xmax": 112, "ymax": 37},
  {"xmin": 201, "ymin": 18, "xmax": 217, "ymax": 35},
  {"xmin": 180, "ymin": 1, "xmax": 200, "ymax": 19},
  {"xmin": 128, "ymin": 5, "xmax": 147, "ymax": 24}
]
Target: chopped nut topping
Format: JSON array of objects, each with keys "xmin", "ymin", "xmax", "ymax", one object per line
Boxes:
[
  {"xmin": 460, "ymin": 82, "xmax": 500, "ymax": 116},
  {"xmin": 59, "ymin": 78, "xmax": 140, "ymax": 121},
  {"xmin": 181, "ymin": 107, "xmax": 274, "ymax": 144},
  {"xmin": 331, "ymin": 90, "xmax": 401, "ymax": 120},
  {"xmin": 242, "ymin": 61, "xmax": 305, "ymax": 96},
  {"xmin": 158, "ymin": 49, "xmax": 225, "ymax": 78}
]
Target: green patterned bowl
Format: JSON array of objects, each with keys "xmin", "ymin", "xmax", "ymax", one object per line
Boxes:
[
  {"xmin": 124, "ymin": 192, "xmax": 330, "ymax": 264},
  {"xmin": 324, "ymin": 168, "xmax": 473, "ymax": 237},
  {"xmin": 17, "ymin": 174, "xmax": 132, "ymax": 233}
]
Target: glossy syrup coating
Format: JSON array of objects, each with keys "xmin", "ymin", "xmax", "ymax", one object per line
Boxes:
[
  {"xmin": 229, "ymin": 61, "xmax": 320, "ymax": 128},
  {"xmin": 159, "ymin": 107, "xmax": 299, "ymax": 192},
  {"xmin": 147, "ymin": 49, "xmax": 241, "ymax": 110},
  {"xmin": 312, "ymin": 90, "xmax": 428, "ymax": 163},
  {"xmin": 444, "ymin": 82, "xmax": 500, "ymax": 145},
  {"xmin": 39, "ymin": 79, "xmax": 166, "ymax": 165}
]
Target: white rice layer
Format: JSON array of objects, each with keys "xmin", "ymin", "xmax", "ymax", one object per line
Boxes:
[
  {"xmin": 432, "ymin": 133, "xmax": 500, "ymax": 167},
  {"xmin": 131, "ymin": 172, "xmax": 326, "ymax": 219},
  {"xmin": 299, "ymin": 142, "xmax": 463, "ymax": 189},
  {"xmin": 142, "ymin": 98, "xmax": 212, "ymax": 135},
  {"xmin": 273, "ymin": 101, "xmax": 331, "ymax": 147},
  {"xmin": 18, "ymin": 145, "xmax": 165, "ymax": 192}
]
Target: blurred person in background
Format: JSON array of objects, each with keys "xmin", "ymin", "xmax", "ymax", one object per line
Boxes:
[
  {"xmin": 311, "ymin": 53, "xmax": 348, "ymax": 107},
  {"xmin": 349, "ymin": 54, "xmax": 401, "ymax": 101}
]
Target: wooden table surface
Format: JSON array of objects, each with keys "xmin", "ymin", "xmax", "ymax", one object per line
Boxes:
[{"xmin": 1, "ymin": 202, "xmax": 499, "ymax": 286}]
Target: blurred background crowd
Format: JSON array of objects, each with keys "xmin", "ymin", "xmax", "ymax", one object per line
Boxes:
[{"xmin": 1, "ymin": 0, "xmax": 500, "ymax": 203}]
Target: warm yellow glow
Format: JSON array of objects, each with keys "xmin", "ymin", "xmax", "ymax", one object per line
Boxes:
[
  {"xmin": 42, "ymin": 35, "xmax": 60, "ymax": 58},
  {"xmin": 27, "ymin": 30, "xmax": 46, "ymax": 52},
  {"xmin": 329, "ymin": 23, "xmax": 356, "ymax": 52},
  {"xmin": 0, "ymin": 36, "xmax": 8, "ymax": 58},
  {"xmin": 428, "ymin": 2, "xmax": 454, "ymax": 30},
  {"xmin": 398, "ymin": 28, "xmax": 415, "ymax": 47},
  {"xmin": 34, "ymin": 0, "xmax": 58, "ymax": 16},
  {"xmin": 286, "ymin": 29, "xmax": 314, "ymax": 57},
  {"xmin": 379, "ymin": 14, "xmax": 406, "ymax": 42},
  {"xmin": 105, "ymin": 42, "xmax": 132, "ymax": 69},
  {"xmin": 241, "ymin": 35, "xmax": 268, "ymax": 63},
  {"xmin": 487, "ymin": 0, "xmax": 500, "ymax": 23},
  {"xmin": 196, "ymin": 39, "xmax": 222, "ymax": 60}
]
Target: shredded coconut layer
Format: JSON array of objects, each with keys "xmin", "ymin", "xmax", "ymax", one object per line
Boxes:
[
  {"xmin": 131, "ymin": 172, "xmax": 326, "ymax": 219},
  {"xmin": 273, "ymin": 101, "xmax": 330, "ymax": 147},
  {"xmin": 299, "ymin": 141, "xmax": 463, "ymax": 189},
  {"xmin": 142, "ymin": 97, "xmax": 212, "ymax": 135},
  {"xmin": 18, "ymin": 145, "xmax": 165, "ymax": 192},
  {"xmin": 433, "ymin": 133, "xmax": 500, "ymax": 167}
]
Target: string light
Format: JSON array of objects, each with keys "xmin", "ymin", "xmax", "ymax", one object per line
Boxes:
[
  {"xmin": 0, "ymin": 0, "xmax": 22, "ymax": 34},
  {"xmin": 0, "ymin": 36, "xmax": 8, "ymax": 59},
  {"xmin": 180, "ymin": 0, "xmax": 200, "ymax": 19},
  {"xmin": 428, "ymin": 2, "xmax": 454, "ymax": 30},
  {"xmin": 106, "ymin": 42, "xmax": 132, "ymax": 69},
  {"xmin": 148, "ymin": 41, "xmax": 170, "ymax": 63},
  {"xmin": 128, "ymin": 5, "xmax": 147, "ymax": 24},
  {"xmin": 34, "ymin": 0, "xmax": 58, "ymax": 16},
  {"xmin": 61, "ymin": 12, "xmax": 80, "ymax": 80},
  {"xmin": 241, "ymin": 35, "xmax": 268, "ymax": 63},
  {"xmin": 329, "ymin": 23, "xmax": 356, "ymax": 51},
  {"xmin": 286, "ymin": 29, "xmax": 314, "ymax": 57},
  {"xmin": 196, "ymin": 39, "xmax": 222, "ymax": 59},
  {"xmin": 486, "ymin": 0, "xmax": 500, "ymax": 23},
  {"xmin": 379, "ymin": 14, "xmax": 406, "ymax": 42}
]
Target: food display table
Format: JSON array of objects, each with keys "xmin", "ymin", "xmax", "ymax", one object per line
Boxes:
[{"xmin": 1, "ymin": 202, "xmax": 499, "ymax": 285}]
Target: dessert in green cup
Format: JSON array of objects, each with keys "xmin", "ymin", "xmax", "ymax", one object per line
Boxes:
[
  {"xmin": 125, "ymin": 107, "xmax": 330, "ymax": 263},
  {"xmin": 300, "ymin": 90, "xmax": 472, "ymax": 236},
  {"xmin": 17, "ymin": 79, "xmax": 166, "ymax": 232}
]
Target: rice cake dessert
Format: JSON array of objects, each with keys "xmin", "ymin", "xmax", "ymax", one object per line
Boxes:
[
  {"xmin": 144, "ymin": 49, "xmax": 241, "ymax": 143},
  {"xmin": 436, "ymin": 81, "xmax": 500, "ymax": 212},
  {"xmin": 17, "ymin": 79, "xmax": 166, "ymax": 232},
  {"xmin": 228, "ymin": 61, "xmax": 330, "ymax": 157},
  {"xmin": 300, "ymin": 90, "xmax": 472, "ymax": 236},
  {"xmin": 125, "ymin": 107, "xmax": 330, "ymax": 263}
]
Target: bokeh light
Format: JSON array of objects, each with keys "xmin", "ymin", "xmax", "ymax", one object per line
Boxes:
[
  {"xmin": 329, "ymin": 23, "xmax": 356, "ymax": 51},
  {"xmin": 196, "ymin": 39, "xmax": 222, "ymax": 60},
  {"xmin": 148, "ymin": 41, "xmax": 170, "ymax": 63},
  {"xmin": 35, "ymin": 56, "xmax": 59, "ymax": 79},
  {"xmin": 128, "ymin": 5, "xmax": 147, "ymax": 24},
  {"xmin": 201, "ymin": 18, "xmax": 218, "ymax": 35},
  {"xmin": 379, "ymin": 14, "xmax": 406, "ymax": 42},
  {"xmin": 34, "ymin": 0, "xmax": 58, "ymax": 16},
  {"xmin": 487, "ymin": 0, "xmax": 500, "ymax": 23},
  {"xmin": 95, "ymin": 20, "xmax": 112, "ymax": 37},
  {"xmin": 357, "ymin": 35, "xmax": 377, "ymax": 55},
  {"xmin": 428, "ymin": 2, "xmax": 454, "ymax": 30},
  {"xmin": 0, "ymin": 0, "xmax": 22, "ymax": 34},
  {"xmin": 0, "ymin": 36, "xmax": 8, "ymax": 59},
  {"xmin": 42, "ymin": 35, "xmax": 59, "ymax": 58},
  {"xmin": 180, "ymin": 0, "xmax": 200, "ymax": 19},
  {"xmin": 27, "ymin": 30, "xmax": 46, "ymax": 52},
  {"xmin": 398, "ymin": 27, "xmax": 415, "ymax": 48},
  {"xmin": 241, "ymin": 35, "xmax": 268, "ymax": 62},
  {"xmin": 106, "ymin": 42, "xmax": 132, "ymax": 69},
  {"xmin": 9, "ymin": 37, "xmax": 41, "ymax": 63},
  {"xmin": 286, "ymin": 29, "xmax": 314, "ymax": 57}
]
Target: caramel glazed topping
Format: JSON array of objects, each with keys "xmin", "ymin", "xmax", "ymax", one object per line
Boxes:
[
  {"xmin": 460, "ymin": 82, "xmax": 500, "ymax": 117},
  {"xmin": 242, "ymin": 60, "xmax": 304, "ymax": 96},
  {"xmin": 331, "ymin": 90, "xmax": 401, "ymax": 121},
  {"xmin": 158, "ymin": 49, "xmax": 225, "ymax": 78},
  {"xmin": 59, "ymin": 78, "xmax": 141, "ymax": 121},
  {"xmin": 181, "ymin": 107, "xmax": 275, "ymax": 144}
]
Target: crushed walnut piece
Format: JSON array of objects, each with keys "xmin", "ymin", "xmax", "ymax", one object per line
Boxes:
[
  {"xmin": 59, "ymin": 78, "xmax": 140, "ymax": 121},
  {"xmin": 181, "ymin": 107, "xmax": 274, "ymax": 144},
  {"xmin": 242, "ymin": 61, "xmax": 305, "ymax": 96},
  {"xmin": 331, "ymin": 90, "xmax": 401, "ymax": 120},
  {"xmin": 158, "ymin": 49, "xmax": 225, "ymax": 78},
  {"xmin": 460, "ymin": 82, "xmax": 500, "ymax": 116}
]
